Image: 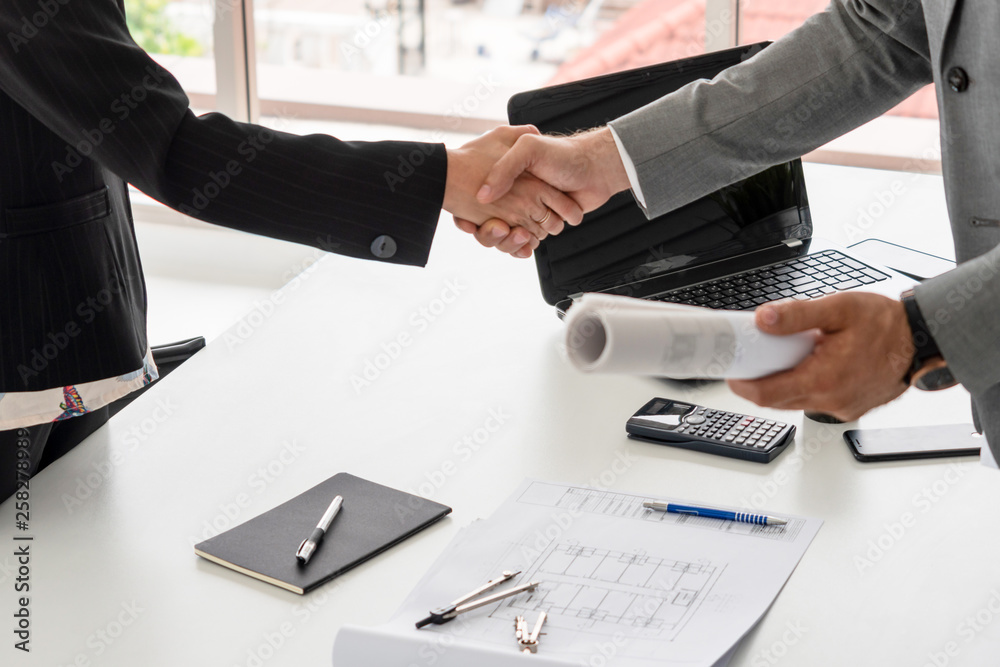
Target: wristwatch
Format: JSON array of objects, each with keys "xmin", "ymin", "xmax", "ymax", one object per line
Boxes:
[{"xmin": 900, "ymin": 289, "xmax": 958, "ymax": 391}]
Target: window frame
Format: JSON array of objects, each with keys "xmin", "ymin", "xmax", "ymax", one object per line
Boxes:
[{"xmin": 138, "ymin": 0, "xmax": 941, "ymax": 231}]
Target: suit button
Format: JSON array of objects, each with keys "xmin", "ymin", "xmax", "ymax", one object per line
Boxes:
[
  {"xmin": 970, "ymin": 217, "xmax": 1000, "ymax": 228},
  {"xmin": 370, "ymin": 234, "xmax": 397, "ymax": 259},
  {"xmin": 947, "ymin": 67, "xmax": 969, "ymax": 92}
]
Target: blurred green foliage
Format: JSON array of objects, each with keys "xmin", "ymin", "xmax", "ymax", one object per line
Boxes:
[{"xmin": 124, "ymin": 0, "xmax": 205, "ymax": 56}]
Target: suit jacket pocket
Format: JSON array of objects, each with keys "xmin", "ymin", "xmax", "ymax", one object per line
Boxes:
[
  {"xmin": 1, "ymin": 187, "xmax": 110, "ymax": 238},
  {"xmin": 0, "ymin": 186, "xmax": 147, "ymax": 392}
]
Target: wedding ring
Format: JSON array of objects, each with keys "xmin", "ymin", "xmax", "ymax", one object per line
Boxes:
[{"xmin": 532, "ymin": 209, "xmax": 552, "ymax": 225}]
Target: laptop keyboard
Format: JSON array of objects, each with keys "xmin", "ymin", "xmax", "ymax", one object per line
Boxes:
[{"xmin": 651, "ymin": 250, "xmax": 890, "ymax": 310}]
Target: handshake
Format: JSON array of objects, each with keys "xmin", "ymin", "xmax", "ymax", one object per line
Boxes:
[{"xmin": 442, "ymin": 125, "xmax": 631, "ymax": 258}]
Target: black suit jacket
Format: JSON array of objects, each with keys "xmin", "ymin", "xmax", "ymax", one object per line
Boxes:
[{"xmin": 0, "ymin": 0, "xmax": 447, "ymax": 393}]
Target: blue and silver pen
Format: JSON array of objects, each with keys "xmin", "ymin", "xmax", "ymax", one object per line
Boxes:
[{"xmin": 642, "ymin": 501, "xmax": 787, "ymax": 526}]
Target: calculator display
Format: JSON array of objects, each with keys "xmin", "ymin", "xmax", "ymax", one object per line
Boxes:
[{"xmin": 633, "ymin": 401, "xmax": 693, "ymax": 430}]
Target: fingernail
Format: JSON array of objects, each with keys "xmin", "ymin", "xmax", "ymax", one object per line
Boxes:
[
  {"xmin": 490, "ymin": 226, "xmax": 506, "ymax": 239},
  {"xmin": 477, "ymin": 185, "xmax": 491, "ymax": 201},
  {"xmin": 759, "ymin": 305, "xmax": 779, "ymax": 327}
]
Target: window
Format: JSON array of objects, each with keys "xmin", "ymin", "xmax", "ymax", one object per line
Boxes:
[
  {"xmin": 125, "ymin": 0, "xmax": 941, "ymax": 233},
  {"xmin": 738, "ymin": 0, "xmax": 940, "ymax": 173},
  {"xmin": 247, "ymin": 0, "xmax": 671, "ymax": 133},
  {"xmin": 124, "ymin": 0, "xmax": 218, "ymax": 112}
]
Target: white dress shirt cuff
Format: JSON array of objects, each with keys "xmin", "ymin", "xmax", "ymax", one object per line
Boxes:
[{"xmin": 607, "ymin": 124, "xmax": 647, "ymax": 209}]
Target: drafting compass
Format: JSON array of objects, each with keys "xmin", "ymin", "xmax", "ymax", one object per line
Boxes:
[
  {"xmin": 514, "ymin": 611, "xmax": 547, "ymax": 654},
  {"xmin": 416, "ymin": 570, "xmax": 540, "ymax": 629}
]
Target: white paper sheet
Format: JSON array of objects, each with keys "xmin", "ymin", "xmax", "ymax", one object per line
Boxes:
[
  {"xmin": 562, "ymin": 293, "xmax": 815, "ymax": 379},
  {"xmin": 333, "ymin": 480, "xmax": 822, "ymax": 667}
]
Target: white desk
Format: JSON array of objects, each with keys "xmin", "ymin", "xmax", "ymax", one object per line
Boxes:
[{"xmin": 3, "ymin": 165, "xmax": 1000, "ymax": 666}]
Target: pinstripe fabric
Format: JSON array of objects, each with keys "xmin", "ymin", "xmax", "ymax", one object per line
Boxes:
[{"xmin": 0, "ymin": 0, "xmax": 447, "ymax": 393}]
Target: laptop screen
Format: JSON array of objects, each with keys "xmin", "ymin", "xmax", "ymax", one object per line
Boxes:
[{"xmin": 507, "ymin": 43, "xmax": 812, "ymax": 305}]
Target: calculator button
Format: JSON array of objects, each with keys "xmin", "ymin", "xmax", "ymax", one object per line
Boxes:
[
  {"xmin": 735, "ymin": 437, "xmax": 747, "ymax": 444},
  {"xmin": 765, "ymin": 420, "xmax": 775, "ymax": 426},
  {"xmin": 684, "ymin": 415, "xmax": 707, "ymax": 425},
  {"xmin": 725, "ymin": 435, "xmax": 736, "ymax": 442}
]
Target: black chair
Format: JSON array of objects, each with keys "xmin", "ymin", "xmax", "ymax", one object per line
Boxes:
[{"xmin": 37, "ymin": 336, "xmax": 206, "ymax": 471}]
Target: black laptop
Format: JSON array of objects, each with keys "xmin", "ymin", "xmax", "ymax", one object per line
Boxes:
[{"xmin": 507, "ymin": 43, "xmax": 914, "ymax": 316}]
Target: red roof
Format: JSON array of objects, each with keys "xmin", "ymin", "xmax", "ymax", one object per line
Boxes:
[{"xmin": 550, "ymin": 0, "xmax": 936, "ymax": 119}]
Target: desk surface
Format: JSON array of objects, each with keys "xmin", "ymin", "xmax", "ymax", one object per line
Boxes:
[{"xmin": 4, "ymin": 164, "xmax": 1000, "ymax": 666}]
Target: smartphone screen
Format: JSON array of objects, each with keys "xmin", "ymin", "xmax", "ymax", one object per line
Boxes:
[{"xmin": 844, "ymin": 424, "xmax": 982, "ymax": 462}]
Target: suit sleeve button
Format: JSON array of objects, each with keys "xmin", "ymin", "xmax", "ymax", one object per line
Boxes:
[
  {"xmin": 370, "ymin": 235, "xmax": 397, "ymax": 259},
  {"xmin": 947, "ymin": 66, "xmax": 969, "ymax": 92}
]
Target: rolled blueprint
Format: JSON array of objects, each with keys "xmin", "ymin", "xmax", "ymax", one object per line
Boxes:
[{"xmin": 563, "ymin": 293, "xmax": 815, "ymax": 380}]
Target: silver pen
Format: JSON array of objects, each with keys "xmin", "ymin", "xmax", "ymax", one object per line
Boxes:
[{"xmin": 296, "ymin": 495, "xmax": 343, "ymax": 565}]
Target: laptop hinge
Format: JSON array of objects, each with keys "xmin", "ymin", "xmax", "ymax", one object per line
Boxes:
[{"xmin": 782, "ymin": 238, "xmax": 804, "ymax": 248}]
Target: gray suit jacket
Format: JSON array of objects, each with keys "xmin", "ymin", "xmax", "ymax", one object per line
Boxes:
[{"xmin": 609, "ymin": 0, "xmax": 1000, "ymax": 461}]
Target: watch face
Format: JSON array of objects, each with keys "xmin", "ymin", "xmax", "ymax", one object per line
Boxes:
[{"xmin": 914, "ymin": 365, "xmax": 958, "ymax": 391}]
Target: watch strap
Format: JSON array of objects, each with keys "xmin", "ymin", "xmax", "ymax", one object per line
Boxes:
[{"xmin": 901, "ymin": 289, "xmax": 941, "ymax": 384}]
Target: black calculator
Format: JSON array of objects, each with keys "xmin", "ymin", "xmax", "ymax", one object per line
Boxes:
[{"xmin": 626, "ymin": 397, "xmax": 795, "ymax": 463}]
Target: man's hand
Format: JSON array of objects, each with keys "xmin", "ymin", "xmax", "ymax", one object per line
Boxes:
[
  {"xmin": 727, "ymin": 292, "xmax": 916, "ymax": 421},
  {"xmin": 453, "ymin": 126, "xmax": 632, "ymax": 258},
  {"xmin": 453, "ymin": 217, "xmax": 539, "ymax": 259},
  {"xmin": 444, "ymin": 126, "xmax": 583, "ymax": 241},
  {"xmin": 476, "ymin": 127, "xmax": 631, "ymax": 213}
]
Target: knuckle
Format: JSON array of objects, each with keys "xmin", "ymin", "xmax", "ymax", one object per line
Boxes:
[{"xmin": 740, "ymin": 384, "xmax": 767, "ymax": 406}]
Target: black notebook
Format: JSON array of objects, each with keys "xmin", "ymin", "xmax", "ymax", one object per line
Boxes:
[{"xmin": 194, "ymin": 473, "xmax": 452, "ymax": 594}]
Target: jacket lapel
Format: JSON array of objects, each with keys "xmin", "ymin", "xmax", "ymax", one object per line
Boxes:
[{"xmin": 924, "ymin": 0, "xmax": 961, "ymax": 54}]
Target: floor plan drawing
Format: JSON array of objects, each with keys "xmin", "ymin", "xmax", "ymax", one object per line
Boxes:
[
  {"xmin": 333, "ymin": 481, "xmax": 823, "ymax": 667},
  {"xmin": 496, "ymin": 540, "xmax": 724, "ymax": 641}
]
